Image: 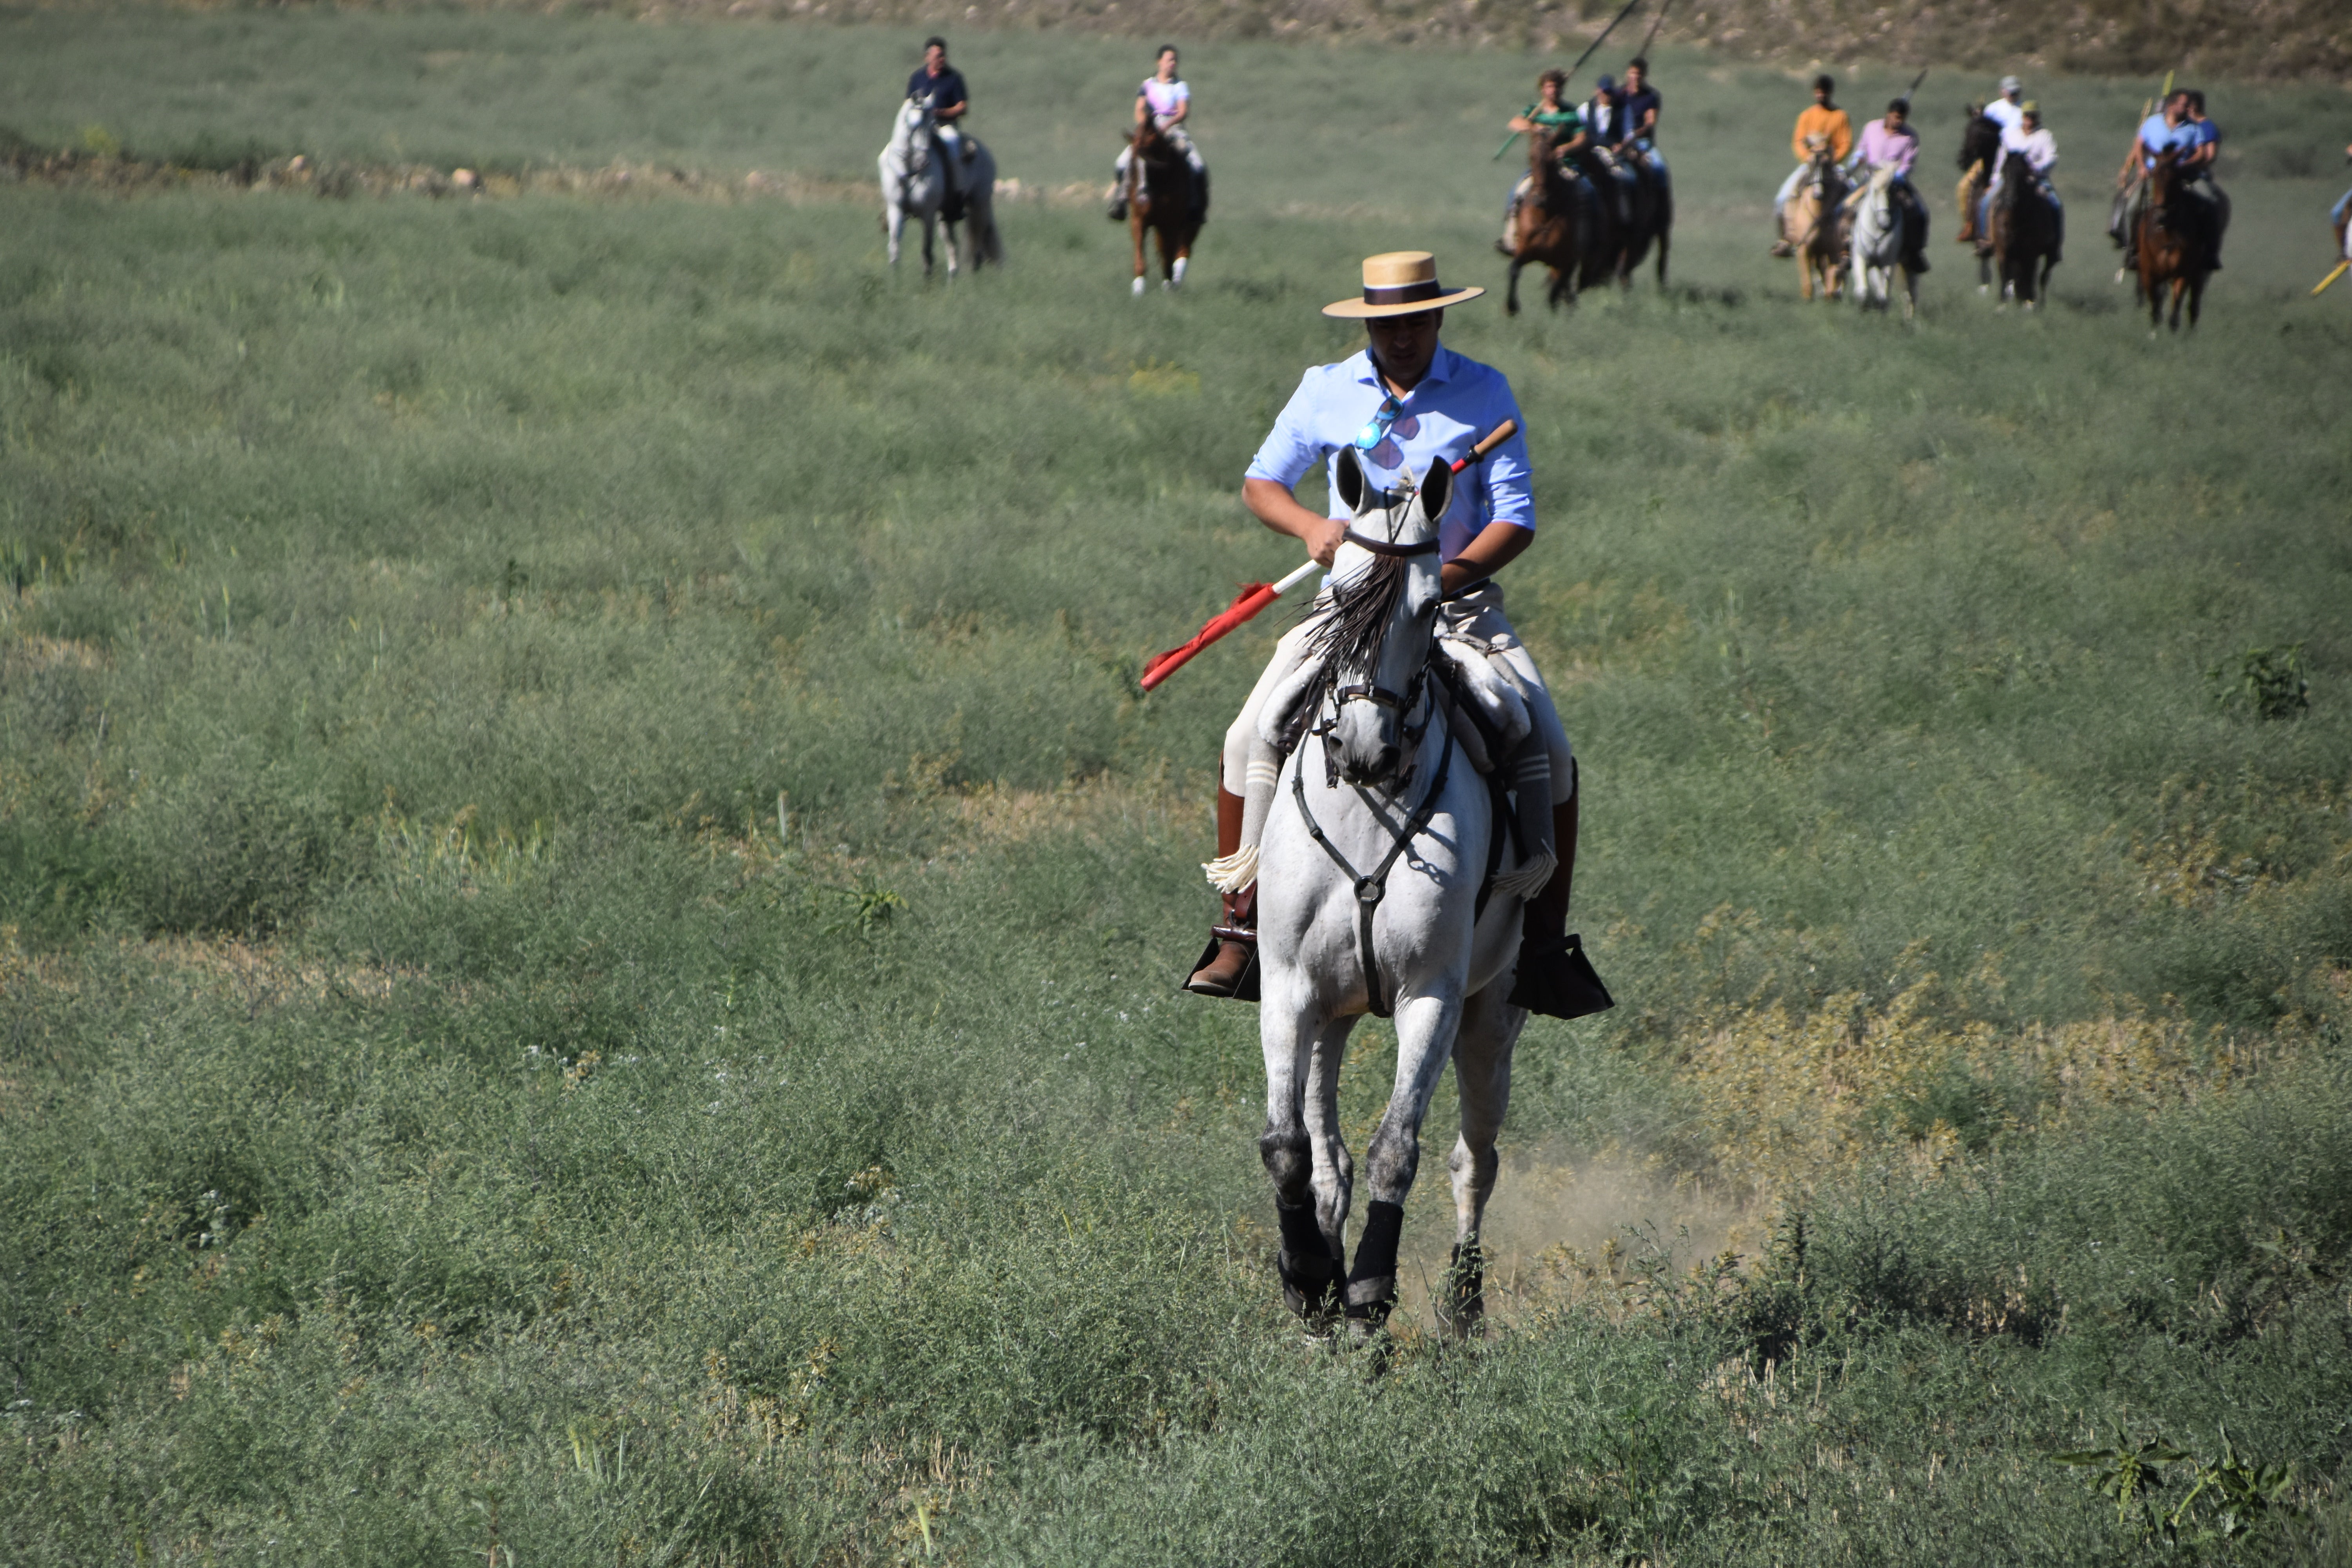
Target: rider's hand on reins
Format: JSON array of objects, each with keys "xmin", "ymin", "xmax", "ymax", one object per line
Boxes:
[{"xmin": 1306, "ymin": 517, "xmax": 1348, "ymax": 568}]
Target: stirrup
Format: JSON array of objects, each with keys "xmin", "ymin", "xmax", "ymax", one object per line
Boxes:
[
  {"xmin": 1184, "ymin": 929, "xmax": 1259, "ymax": 1002},
  {"xmin": 1506, "ymin": 933, "xmax": 1613, "ymax": 1020}
]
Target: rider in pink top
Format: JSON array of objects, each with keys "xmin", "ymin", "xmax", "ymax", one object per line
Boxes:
[
  {"xmin": 1851, "ymin": 98, "xmax": 1930, "ymax": 272},
  {"xmin": 1855, "ymin": 114, "xmax": 1918, "ymax": 177}
]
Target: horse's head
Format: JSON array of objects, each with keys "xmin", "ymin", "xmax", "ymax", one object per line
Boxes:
[
  {"xmin": 1310, "ymin": 446, "xmax": 1451, "ymax": 789},
  {"xmin": 896, "ymin": 97, "xmax": 935, "ymax": 158}
]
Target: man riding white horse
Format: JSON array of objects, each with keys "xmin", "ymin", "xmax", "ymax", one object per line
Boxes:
[
  {"xmin": 906, "ymin": 36, "xmax": 972, "ymax": 217},
  {"xmin": 1185, "ymin": 251, "xmax": 1590, "ymax": 1022}
]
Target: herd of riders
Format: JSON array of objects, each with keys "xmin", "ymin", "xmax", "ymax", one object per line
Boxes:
[
  {"xmin": 901, "ymin": 36, "xmax": 2277, "ymax": 287},
  {"xmin": 1497, "ymin": 59, "xmax": 1668, "ymax": 257}
]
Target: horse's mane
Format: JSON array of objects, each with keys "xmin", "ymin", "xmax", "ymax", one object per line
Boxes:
[{"xmin": 1301, "ymin": 553, "xmax": 1411, "ymax": 677}]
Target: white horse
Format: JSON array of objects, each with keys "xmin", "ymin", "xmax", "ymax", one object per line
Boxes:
[
  {"xmin": 1848, "ymin": 163, "xmax": 1918, "ymax": 319},
  {"xmin": 878, "ymin": 98, "xmax": 1002, "ymax": 279},
  {"xmin": 1252, "ymin": 449, "xmax": 1553, "ymax": 1338}
]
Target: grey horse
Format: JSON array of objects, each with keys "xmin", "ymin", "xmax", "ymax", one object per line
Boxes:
[{"xmin": 1252, "ymin": 448, "xmax": 1549, "ymax": 1338}]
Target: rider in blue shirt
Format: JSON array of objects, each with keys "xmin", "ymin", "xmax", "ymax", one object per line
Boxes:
[
  {"xmin": 2180, "ymin": 89, "xmax": 2229, "ymax": 269},
  {"xmin": 1186, "ymin": 251, "xmax": 1586, "ymax": 1018},
  {"xmin": 2113, "ymin": 91, "xmax": 2192, "ymax": 249}
]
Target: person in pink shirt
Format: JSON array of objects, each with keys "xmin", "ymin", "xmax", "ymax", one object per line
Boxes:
[
  {"xmin": 1107, "ymin": 46, "xmax": 1207, "ymax": 221},
  {"xmin": 1851, "ymin": 98, "xmax": 1931, "ymax": 273}
]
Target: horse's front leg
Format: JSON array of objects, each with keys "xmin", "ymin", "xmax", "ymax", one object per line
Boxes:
[
  {"xmin": 1505, "ymin": 258, "xmax": 1523, "ymax": 316},
  {"xmin": 1131, "ymin": 211, "xmax": 1149, "ymax": 297},
  {"xmin": 1261, "ymin": 982, "xmax": 1354, "ymax": 1325},
  {"xmin": 1442, "ymin": 979, "xmax": 1528, "ymax": 1337},
  {"xmin": 885, "ymin": 200, "xmax": 904, "ymax": 268},
  {"xmin": 1345, "ymin": 987, "xmax": 1464, "ymax": 1330}
]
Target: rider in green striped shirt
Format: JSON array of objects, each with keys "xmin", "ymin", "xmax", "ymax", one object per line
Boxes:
[{"xmin": 1500, "ymin": 69, "xmax": 1589, "ymax": 253}]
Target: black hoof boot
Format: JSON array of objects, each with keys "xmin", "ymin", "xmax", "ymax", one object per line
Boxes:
[
  {"xmin": 1507, "ymin": 933, "xmax": 1616, "ymax": 1020},
  {"xmin": 1438, "ymin": 1241, "xmax": 1487, "ymax": 1338},
  {"xmin": 1274, "ymin": 1200, "xmax": 1344, "ymax": 1329}
]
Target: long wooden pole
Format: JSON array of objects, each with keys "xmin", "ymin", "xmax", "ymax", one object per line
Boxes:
[{"xmin": 1495, "ymin": 0, "xmax": 1647, "ymax": 159}]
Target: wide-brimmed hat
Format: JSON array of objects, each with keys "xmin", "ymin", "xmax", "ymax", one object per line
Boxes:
[{"xmin": 1322, "ymin": 251, "xmax": 1485, "ymax": 319}]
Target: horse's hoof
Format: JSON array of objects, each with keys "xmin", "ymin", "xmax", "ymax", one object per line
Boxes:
[{"xmin": 1131, "ymin": 276, "xmax": 1145, "ymax": 296}]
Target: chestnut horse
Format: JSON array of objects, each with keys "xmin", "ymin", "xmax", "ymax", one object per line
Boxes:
[
  {"xmin": 1125, "ymin": 119, "xmax": 1203, "ymax": 295},
  {"xmin": 1784, "ymin": 138, "xmax": 1848, "ymax": 300},
  {"xmin": 2136, "ymin": 149, "xmax": 2212, "ymax": 331},
  {"xmin": 1503, "ymin": 127, "xmax": 1604, "ymax": 313}
]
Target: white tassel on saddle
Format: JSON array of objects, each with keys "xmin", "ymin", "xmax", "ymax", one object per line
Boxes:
[{"xmin": 1203, "ymin": 844, "xmax": 1259, "ymax": 894}]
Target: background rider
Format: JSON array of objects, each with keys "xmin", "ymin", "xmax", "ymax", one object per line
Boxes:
[
  {"xmin": 2114, "ymin": 89, "xmax": 2193, "ymax": 248},
  {"xmin": 1612, "ymin": 56, "xmax": 1667, "ymax": 190},
  {"xmin": 1985, "ymin": 100, "xmax": 2062, "ymax": 263},
  {"xmin": 1852, "ymin": 97, "xmax": 1931, "ymax": 273},
  {"xmin": 906, "ymin": 36, "xmax": 971, "ymax": 209},
  {"xmin": 1106, "ymin": 45, "xmax": 1207, "ymax": 222},
  {"xmin": 2180, "ymin": 89, "xmax": 2229, "ymax": 269},
  {"xmin": 1771, "ymin": 74, "xmax": 1852, "ymax": 256},
  {"xmin": 1984, "ymin": 74, "xmax": 2027, "ymax": 136},
  {"xmin": 1498, "ymin": 69, "xmax": 1587, "ymax": 254}
]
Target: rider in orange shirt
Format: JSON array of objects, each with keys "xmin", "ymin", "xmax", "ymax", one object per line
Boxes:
[{"xmin": 1771, "ymin": 75, "xmax": 1853, "ymax": 255}]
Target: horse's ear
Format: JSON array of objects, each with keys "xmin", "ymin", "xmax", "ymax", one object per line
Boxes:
[
  {"xmin": 1418, "ymin": 459, "xmax": 1452, "ymax": 526},
  {"xmin": 1335, "ymin": 446, "xmax": 1366, "ymax": 516}
]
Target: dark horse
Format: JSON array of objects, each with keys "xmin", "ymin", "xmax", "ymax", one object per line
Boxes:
[
  {"xmin": 1988, "ymin": 149, "xmax": 2060, "ymax": 307},
  {"xmin": 1503, "ymin": 129, "xmax": 1668, "ymax": 314},
  {"xmin": 1954, "ymin": 105, "xmax": 2001, "ymax": 245},
  {"xmin": 2135, "ymin": 149, "xmax": 2212, "ymax": 331},
  {"xmin": 1124, "ymin": 119, "xmax": 1205, "ymax": 294}
]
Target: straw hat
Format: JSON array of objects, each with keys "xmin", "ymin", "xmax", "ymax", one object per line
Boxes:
[{"xmin": 1322, "ymin": 251, "xmax": 1485, "ymax": 319}]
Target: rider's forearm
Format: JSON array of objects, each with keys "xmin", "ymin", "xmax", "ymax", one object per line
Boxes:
[
  {"xmin": 1243, "ymin": 478, "xmax": 1348, "ymax": 566},
  {"xmin": 1441, "ymin": 521, "xmax": 1534, "ymax": 594},
  {"xmin": 939, "ymin": 101, "xmax": 967, "ymax": 122}
]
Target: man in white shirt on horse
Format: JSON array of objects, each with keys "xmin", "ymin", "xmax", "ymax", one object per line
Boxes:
[{"xmin": 1987, "ymin": 101, "xmax": 2063, "ymax": 261}]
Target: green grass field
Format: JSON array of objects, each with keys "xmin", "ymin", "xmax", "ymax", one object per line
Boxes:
[{"xmin": 5, "ymin": 9, "xmax": 2352, "ymax": 1563}]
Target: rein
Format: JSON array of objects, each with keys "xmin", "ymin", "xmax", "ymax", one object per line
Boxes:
[{"xmin": 1291, "ymin": 691, "xmax": 1456, "ymax": 1019}]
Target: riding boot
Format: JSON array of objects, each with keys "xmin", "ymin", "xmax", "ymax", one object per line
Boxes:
[
  {"xmin": 1505, "ymin": 793, "xmax": 1613, "ymax": 1020},
  {"xmin": 1185, "ymin": 785, "xmax": 1258, "ymax": 999},
  {"xmin": 1105, "ymin": 180, "xmax": 1127, "ymax": 222}
]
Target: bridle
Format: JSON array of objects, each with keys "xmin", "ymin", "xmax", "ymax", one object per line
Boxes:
[
  {"xmin": 1290, "ymin": 477, "xmax": 1452, "ymax": 1018},
  {"xmin": 1324, "ymin": 486, "xmax": 1442, "ymax": 730}
]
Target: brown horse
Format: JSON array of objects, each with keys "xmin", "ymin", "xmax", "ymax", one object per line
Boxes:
[
  {"xmin": 1125, "ymin": 120, "xmax": 1203, "ymax": 295},
  {"xmin": 1503, "ymin": 127, "xmax": 1600, "ymax": 314},
  {"xmin": 2135, "ymin": 149, "xmax": 2212, "ymax": 332},
  {"xmin": 1988, "ymin": 149, "xmax": 2060, "ymax": 308},
  {"xmin": 1784, "ymin": 137, "xmax": 1848, "ymax": 300}
]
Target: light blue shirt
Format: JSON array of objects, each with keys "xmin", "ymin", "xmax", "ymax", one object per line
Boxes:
[
  {"xmin": 2139, "ymin": 112, "xmax": 2194, "ymax": 168},
  {"xmin": 1245, "ymin": 344, "xmax": 1533, "ymax": 563}
]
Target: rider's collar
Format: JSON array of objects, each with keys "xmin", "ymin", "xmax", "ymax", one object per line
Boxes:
[{"xmin": 1352, "ymin": 344, "xmax": 1459, "ymax": 396}]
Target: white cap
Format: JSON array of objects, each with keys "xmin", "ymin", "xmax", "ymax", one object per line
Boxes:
[{"xmin": 1999, "ymin": 75, "xmax": 2021, "ymax": 93}]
